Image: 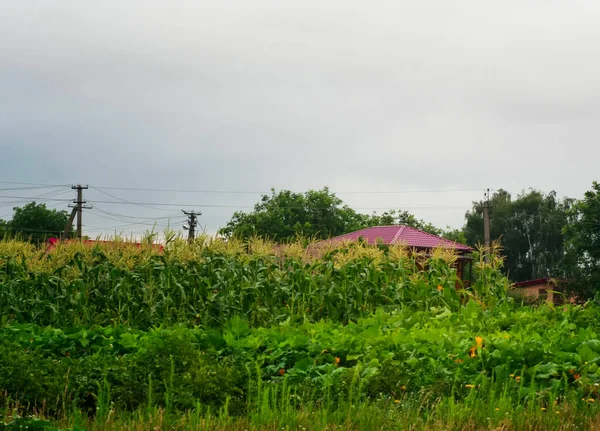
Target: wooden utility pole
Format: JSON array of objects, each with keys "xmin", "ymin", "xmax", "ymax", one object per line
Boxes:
[
  {"xmin": 483, "ymin": 188, "xmax": 491, "ymax": 263},
  {"xmin": 65, "ymin": 185, "xmax": 92, "ymax": 241},
  {"xmin": 61, "ymin": 207, "xmax": 77, "ymax": 241},
  {"xmin": 183, "ymin": 210, "xmax": 201, "ymax": 243}
]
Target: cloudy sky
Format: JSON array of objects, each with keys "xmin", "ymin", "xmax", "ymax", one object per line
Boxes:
[{"xmin": 1, "ymin": 1, "xmax": 598, "ymax": 237}]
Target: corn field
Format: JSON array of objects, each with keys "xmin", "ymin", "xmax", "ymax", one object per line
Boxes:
[{"xmin": 0, "ymin": 236, "xmax": 507, "ymax": 329}]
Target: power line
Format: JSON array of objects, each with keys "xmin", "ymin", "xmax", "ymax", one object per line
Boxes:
[
  {"xmin": 2, "ymin": 226, "xmax": 64, "ymax": 234},
  {"xmin": 91, "ymin": 206, "xmax": 182, "ymax": 221},
  {"xmin": 0, "ymin": 185, "xmax": 69, "ymax": 192},
  {"xmin": 0, "ymin": 195, "xmax": 72, "ymax": 202},
  {"xmin": 88, "ymin": 221, "xmax": 180, "ymax": 231},
  {"xmin": 89, "ymin": 186, "xmax": 183, "ymax": 212},
  {"xmin": 90, "ymin": 185, "xmax": 488, "ymax": 195},
  {"xmin": 86, "ymin": 199, "xmax": 472, "ymax": 210},
  {"xmin": 85, "ymin": 219, "xmax": 181, "ymax": 232},
  {"xmin": 88, "ymin": 210, "xmax": 159, "ymax": 225},
  {"xmin": 0, "ymin": 180, "xmax": 493, "ymax": 195},
  {"xmin": 0, "ymin": 189, "xmax": 73, "ymax": 210},
  {"xmin": 0, "ymin": 181, "xmax": 70, "ymax": 187},
  {"xmin": 88, "ymin": 210, "xmax": 185, "ymax": 227}
]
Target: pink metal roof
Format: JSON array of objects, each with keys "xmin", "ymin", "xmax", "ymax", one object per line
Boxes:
[{"xmin": 323, "ymin": 226, "xmax": 473, "ymax": 252}]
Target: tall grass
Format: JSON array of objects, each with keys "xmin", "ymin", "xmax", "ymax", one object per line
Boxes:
[{"xmin": 3, "ymin": 384, "xmax": 599, "ymax": 431}]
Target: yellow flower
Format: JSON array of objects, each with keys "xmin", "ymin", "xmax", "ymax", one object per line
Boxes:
[
  {"xmin": 465, "ymin": 384, "xmax": 475, "ymax": 389},
  {"xmin": 401, "ymin": 385, "xmax": 407, "ymax": 391},
  {"xmin": 509, "ymin": 374, "xmax": 515, "ymax": 378},
  {"xmin": 395, "ymin": 399, "xmax": 400, "ymax": 404},
  {"xmin": 334, "ymin": 357, "xmax": 340, "ymax": 365},
  {"xmin": 469, "ymin": 347, "xmax": 477, "ymax": 358},
  {"xmin": 555, "ymin": 411, "xmax": 560, "ymax": 414},
  {"xmin": 437, "ymin": 285, "xmax": 443, "ymax": 291},
  {"xmin": 541, "ymin": 407, "xmax": 546, "ymax": 411},
  {"xmin": 495, "ymin": 408, "xmax": 500, "ymax": 412},
  {"xmin": 589, "ymin": 398, "xmax": 595, "ymax": 403},
  {"xmin": 515, "ymin": 376, "xmax": 521, "ymax": 382},
  {"xmin": 475, "ymin": 336, "xmax": 483, "ymax": 347}
]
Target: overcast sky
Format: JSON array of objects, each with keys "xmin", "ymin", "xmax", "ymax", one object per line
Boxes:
[{"xmin": 1, "ymin": 1, "xmax": 599, "ymax": 237}]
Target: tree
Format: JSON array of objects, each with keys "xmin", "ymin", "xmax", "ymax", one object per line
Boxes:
[
  {"xmin": 463, "ymin": 189, "xmax": 572, "ymax": 281},
  {"xmin": 219, "ymin": 187, "xmax": 449, "ymax": 243},
  {"xmin": 4, "ymin": 202, "xmax": 69, "ymax": 244},
  {"xmin": 442, "ymin": 227, "xmax": 468, "ymax": 245},
  {"xmin": 563, "ymin": 181, "xmax": 600, "ymax": 299},
  {"xmin": 219, "ymin": 188, "xmax": 368, "ymax": 242},
  {"xmin": 0, "ymin": 219, "xmax": 8, "ymax": 238}
]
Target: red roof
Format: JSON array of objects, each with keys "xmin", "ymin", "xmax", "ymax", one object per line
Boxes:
[{"xmin": 321, "ymin": 226, "xmax": 473, "ymax": 252}]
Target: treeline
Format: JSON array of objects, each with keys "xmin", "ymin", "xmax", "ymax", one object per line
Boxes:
[
  {"xmin": 219, "ymin": 187, "xmax": 464, "ymax": 242},
  {"xmin": 2, "ymin": 183, "xmax": 600, "ymax": 297},
  {"xmin": 220, "ymin": 183, "xmax": 600, "ymax": 297}
]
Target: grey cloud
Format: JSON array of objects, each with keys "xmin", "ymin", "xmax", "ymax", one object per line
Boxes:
[{"xmin": 1, "ymin": 0, "xmax": 599, "ymax": 234}]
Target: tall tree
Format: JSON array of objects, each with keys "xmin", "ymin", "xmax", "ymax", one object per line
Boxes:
[
  {"xmin": 219, "ymin": 188, "xmax": 368, "ymax": 242},
  {"xmin": 563, "ymin": 181, "xmax": 600, "ymax": 299},
  {"xmin": 5, "ymin": 202, "xmax": 69, "ymax": 244},
  {"xmin": 463, "ymin": 189, "xmax": 571, "ymax": 281}
]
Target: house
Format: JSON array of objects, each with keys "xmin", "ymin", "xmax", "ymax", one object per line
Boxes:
[
  {"xmin": 318, "ymin": 225, "xmax": 474, "ymax": 286},
  {"xmin": 511, "ymin": 278, "xmax": 573, "ymax": 304}
]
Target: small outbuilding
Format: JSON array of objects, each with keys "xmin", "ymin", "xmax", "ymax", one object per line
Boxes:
[{"xmin": 511, "ymin": 278, "xmax": 573, "ymax": 304}]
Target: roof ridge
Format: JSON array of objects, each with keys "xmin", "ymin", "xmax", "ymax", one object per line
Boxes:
[
  {"xmin": 394, "ymin": 225, "xmax": 472, "ymax": 250},
  {"xmin": 370, "ymin": 225, "xmax": 404, "ymax": 228},
  {"xmin": 391, "ymin": 225, "xmax": 406, "ymax": 244},
  {"xmin": 326, "ymin": 226, "xmax": 372, "ymax": 242}
]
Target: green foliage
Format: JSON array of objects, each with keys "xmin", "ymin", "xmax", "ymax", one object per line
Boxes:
[
  {"xmin": 563, "ymin": 181, "xmax": 600, "ymax": 299},
  {"xmin": 0, "ymin": 239, "xmax": 484, "ymax": 329},
  {"xmin": 219, "ymin": 187, "xmax": 453, "ymax": 243},
  {"xmin": 2, "ymin": 202, "xmax": 69, "ymax": 244},
  {"xmin": 2, "ymin": 302, "xmax": 600, "ymax": 421},
  {"xmin": 219, "ymin": 187, "xmax": 368, "ymax": 242},
  {"xmin": 0, "ymin": 219, "xmax": 8, "ymax": 238},
  {"xmin": 463, "ymin": 189, "xmax": 572, "ymax": 282},
  {"xmin": 441, "ymin": 227, "xmax": 468, "ymax": 245},
  {"xmin": 2, "ymin": 238, "xmax": 600, "ymax": 429},
  {"xmin": 0, "ymin": 326, "xmax": 245, "ymax": 418}
]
